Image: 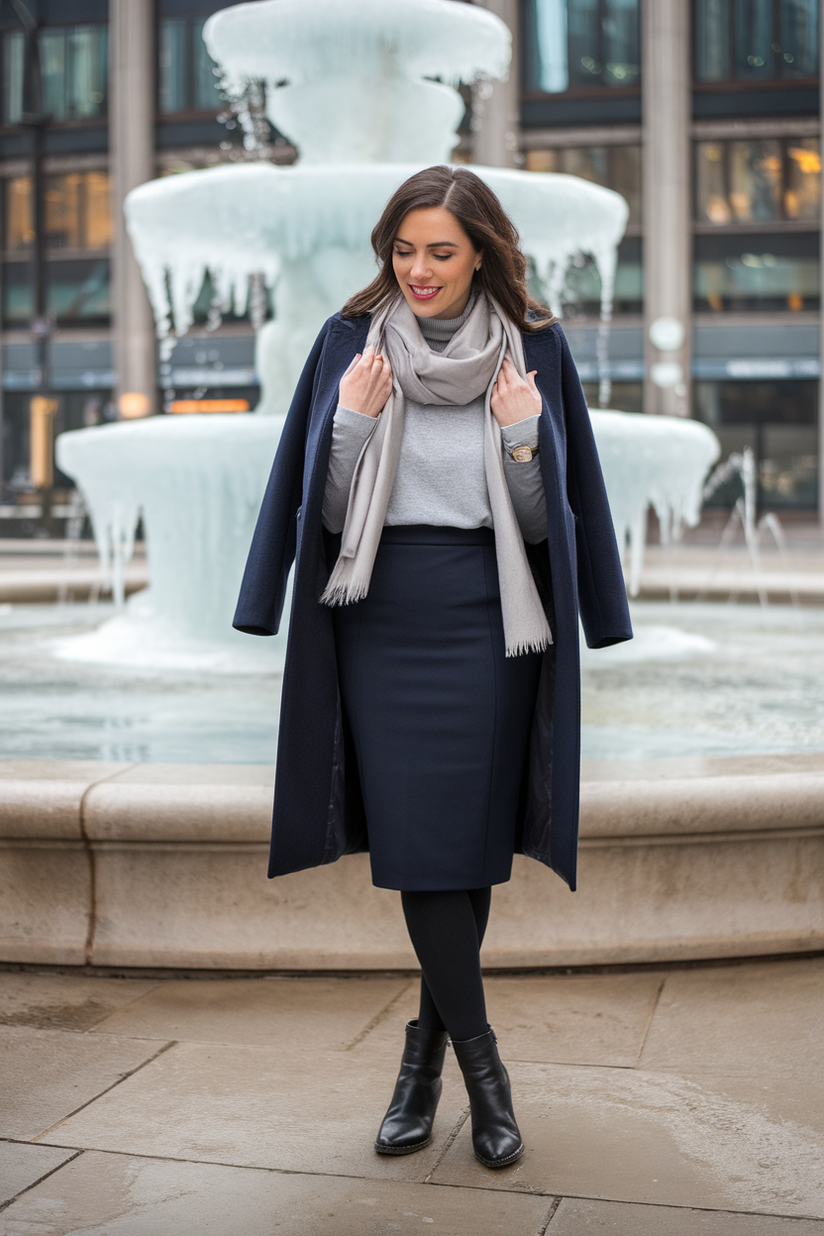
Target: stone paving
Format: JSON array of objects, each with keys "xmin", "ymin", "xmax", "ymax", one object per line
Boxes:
[{"xmin": 1, "ymin": 958, "xmax": 823, "ymax": 1234}]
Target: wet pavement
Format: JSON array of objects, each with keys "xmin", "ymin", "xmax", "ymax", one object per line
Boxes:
[{"xmin": 1, "ymin": 958, "xmax": 823, "ymax": 1234}]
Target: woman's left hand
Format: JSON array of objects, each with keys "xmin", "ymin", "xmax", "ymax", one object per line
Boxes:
[{"xmin": 490, "ymin": 358, "xmax": 542, "ymax": 427}]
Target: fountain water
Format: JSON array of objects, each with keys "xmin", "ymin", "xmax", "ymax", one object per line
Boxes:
[
  {"xmin": 55, "ymin": 0, "xmax": 719, "ymax": 667},
  {"xmin": 699, "ymin": 447, "xmax": 800, "ymax": 607}
]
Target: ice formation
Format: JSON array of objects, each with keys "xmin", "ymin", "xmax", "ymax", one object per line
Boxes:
[
  {"xmin": 126, "ymin": 163, "xmax": 626, "ymax": 414},
  {"xmin": 590, "ymin": 410, "xmax": 720, "ymax": 596},
  {"xmin": 125, "ymin": 0, "xmax": 626, "ymax": 416},
  {"xmin": 56, "ymin": 415, "xmax": 285, "ymax": 666},
  {"xmin": 55, "ymin": 0, "xmax": 717, "ymax": 667}
]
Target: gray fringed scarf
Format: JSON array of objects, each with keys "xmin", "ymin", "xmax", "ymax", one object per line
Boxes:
[{"xmin": 321, "ymin": 292, "xmax": 552, "ymax": 657}]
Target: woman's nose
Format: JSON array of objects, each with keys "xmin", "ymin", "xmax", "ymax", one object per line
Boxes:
[{"xmin": 409, "ymin": 258, "xmax": 431, "ymax": 281}]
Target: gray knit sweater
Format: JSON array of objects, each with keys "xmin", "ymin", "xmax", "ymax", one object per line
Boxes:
[{"xmin": 322, "ymin": 303, "xmax": 548, "ymax": 543}]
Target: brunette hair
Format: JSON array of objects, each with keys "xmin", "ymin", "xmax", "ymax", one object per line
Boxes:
[{"xmin": 341, "ymin": 165, "xmax": 556, "ymax": 332}]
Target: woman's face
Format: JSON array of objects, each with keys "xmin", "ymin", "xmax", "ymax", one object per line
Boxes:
[{"xmin": 392, "ymin": 206, "xmax": 482, "ymax": 321}]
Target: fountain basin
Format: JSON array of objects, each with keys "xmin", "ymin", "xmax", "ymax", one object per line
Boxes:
[
  {"xmin": 2, "ymin": 598, "xmax": 822, "ymax": 966},
  {"xmin": 2, "ymin": 754, "xmax": 822, "ymax": 969}
]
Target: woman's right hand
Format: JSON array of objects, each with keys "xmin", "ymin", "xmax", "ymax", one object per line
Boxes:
[{"xmin": 338, "ymin": 347, "xmax": 393, "ymax": 419}]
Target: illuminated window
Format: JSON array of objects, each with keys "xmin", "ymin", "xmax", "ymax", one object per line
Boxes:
[
  {"xmin": 85, "ymin": 172, "xmax": 112, "ymax": 248},
  {"xmin": 695, "ymin": 0, "xmax": 818, "ymax": 83},
  {"xmin": 5, "ymin": 177, "xmax": 33, "ymax": 250},
  {"xmin": 4, "ymin": 172, "xmax": 111, "ymax": 252},
  {"xmin": 523, "ymin": 0, "xmax": 640, "ymax": 94},
  {"xmin": 695, "ymin": 138, "xmax": 820, "ymax": 225},
  {"xmin": 45, "ymin": 174, "xmax": 82, "ymax": 249}
]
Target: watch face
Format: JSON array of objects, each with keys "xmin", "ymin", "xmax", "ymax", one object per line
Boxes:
[{"xmin": 511, "ymin": 445, "xmax": 534, "ymax": 463}]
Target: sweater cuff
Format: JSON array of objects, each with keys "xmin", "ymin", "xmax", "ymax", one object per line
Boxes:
[
  {"xmin": 500, "ymin": 414, "xmax": 540, "ymax": 450},
  {"xmin": 335, "ymin": 403, "xmax": 380, "ymax": 437}
]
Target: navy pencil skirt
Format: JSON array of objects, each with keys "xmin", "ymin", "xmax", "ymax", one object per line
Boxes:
[{"xmin": 333, "ymin": 525, "xmax": 542, "ymax": 891}]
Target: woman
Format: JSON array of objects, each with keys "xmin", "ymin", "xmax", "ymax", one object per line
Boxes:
[{"xmin": 234, "ymin": 166, "xmax": 632, "ymax": 1169}]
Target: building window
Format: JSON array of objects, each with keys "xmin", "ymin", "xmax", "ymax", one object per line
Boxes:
[
  {"xmin": 4, "ymin": 172, "xmax": 111, "ymax": 252},
  {"xmin": 158, "ymin": 14, "xmax": 222, "ymax": 114},
  {"xmin": 2, "ymin": 31, "xmax": 24, "ymax": 125},
  {"xmin": 5, "ymin": 176, "xmax": 33, "ymax": 250},
  {"xmin": 522, "ymin": 0, "xmax": 640, "ymax": 94},
  {"xmin": 695, "ymin": 0, "xmax": 818, "ymax": 83},
  {"xmin": 1, "ymin": 25, "xmax": 108, "ymax": 125},
  {"xmin": 696, "ymin": 137, "xmax": 821, "ymax": 224},
  {"xmin": 695, "ymin": 379, "xmax": 818, "ymax": 511},
  {"xmin": 2, "ymin": 258, "xmax": 110, "ymax": 327},
  {"xmin": 526, "ymin": 143, "xmax": 641, "ymax": 223},
  {"xmin": 694, "ymin": 232, "xmax": 819, "ymax": 312}
]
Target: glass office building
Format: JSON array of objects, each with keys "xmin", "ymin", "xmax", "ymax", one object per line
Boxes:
[
  {"xmin": 522, "ymin": 0, "xmax": 819, "ymax": 513},
  {"xmin": 0, "ymin": 0, "xmax": 820, "ymax": 527}
]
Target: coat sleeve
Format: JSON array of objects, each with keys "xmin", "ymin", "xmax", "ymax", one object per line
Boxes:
[
  {"xmin": 558, "ymin": 327, "xmax": 633, "ymax": 649},
  {"xmin": 233, "ymin": 320, "xmax": 331, "ymax": 636}
]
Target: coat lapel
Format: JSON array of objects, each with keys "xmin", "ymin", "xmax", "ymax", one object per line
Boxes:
[{"xmin": 302, "ymin": 316, "xmax": 370, "ymax": 516}]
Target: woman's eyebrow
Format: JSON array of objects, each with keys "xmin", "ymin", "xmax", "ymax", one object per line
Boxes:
[{"xmin": 394, "ymin": 237, "xmax": 459, "ymax": 248}]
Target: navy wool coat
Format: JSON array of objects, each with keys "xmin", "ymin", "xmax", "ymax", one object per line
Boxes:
[{"xmin": 234, "ymin": 312, "xmax": 632, "ymax": 892}]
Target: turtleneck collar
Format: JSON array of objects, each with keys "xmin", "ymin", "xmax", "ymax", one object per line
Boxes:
[{"xmin": 417, "ymin": 291, "xmax": 479, "ymax": 352}]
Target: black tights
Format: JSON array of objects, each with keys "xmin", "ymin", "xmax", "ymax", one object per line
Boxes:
[{"xmin": 400, "ymin": 888, "xmax": 491, "ymax": 1043}]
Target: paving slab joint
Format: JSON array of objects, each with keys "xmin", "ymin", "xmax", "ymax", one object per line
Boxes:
[
  {"xmin": 422, "ymin": 1108, "xmax": 470, "ymax": 1183},
  {"xmin": 344, "ymin": 979, "xmax": 414, "ymax": 1050},
  {"xmin": 31, "ymin": 1039, "xmax": 177, "ymax": 1145},
  {"xmin": 634, "ymin": 975, "xmax": 666, "ymax": 1063},
  {"xmin": 0, "ymin": 1146, "xmax": 84, "ymax": 1216},
  {"xmin": 538, "ymin": 1195, "xmax": 563, "ymax": 1233}
]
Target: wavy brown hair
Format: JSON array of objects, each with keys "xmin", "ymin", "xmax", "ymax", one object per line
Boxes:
[{"xmin": 341, "ymin": 165, "xmax": 556, "ymax": 332}]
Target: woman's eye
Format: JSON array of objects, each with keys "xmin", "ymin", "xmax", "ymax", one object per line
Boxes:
[
  {"xmin": 432, "ymin": 254, "xmax": 452, "ymax": 261},
  {"xmin": 394, "ymin": 249, "xmax": 413, "ymax": 259}
]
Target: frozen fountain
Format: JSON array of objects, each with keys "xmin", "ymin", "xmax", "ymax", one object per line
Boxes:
[
  {"xmin": 55, "ymin": 0, "xmax": 719, "ymax": 666},
  {"xmin": 8, "ymin": 0, "xmax": 823, "ymax": 980}
]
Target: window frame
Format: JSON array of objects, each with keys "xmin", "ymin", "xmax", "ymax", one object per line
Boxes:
[
  {"xmin": 2, "ymin": 169, "xmax": 112, "ymax": 256},
  {"xmin": 157, "ymin": 11, "xmax": 223, "ymax": 118},
  {"xmin": 0, "ymin": 20, "xmax": 108, "ymax": 129},
  {"xmin": 693, "ymin": 134, "xmax": 821, "ymax": 228},
  {"xmin": 521, "ymin": 0, "xmax": 642, "ymax": 102},
  {"xmin": 692, "ymin": 0, "xmax": 819, "ymax": 90}
]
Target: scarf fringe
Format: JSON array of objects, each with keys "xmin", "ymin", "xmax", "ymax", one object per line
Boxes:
[
  {"xmin": 505, "ymin": 632, "xmax": 553, "ymax": 658},
  {"xmin": 319, "ymin": 578, "xmax": 369, "ymax": 607}
]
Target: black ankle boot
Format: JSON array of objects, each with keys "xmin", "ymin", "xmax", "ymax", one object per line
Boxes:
[
  {"xmin": 451, "ymin": 1026, "xmax": 524, "ymax": 1168},
  {"xmin": 374, "ymin": 1020, "xmax": 449, "ymax": 1155}
]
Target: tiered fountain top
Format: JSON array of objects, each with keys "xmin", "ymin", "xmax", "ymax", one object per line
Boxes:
[
  {"xmin": 126, "ymin": 0, "xmax": 628, "ymax": 342},
  {"xmin": 204, "ymin": 0, "xmax": 509, "ymax": 165},
  {"xmin": 204, "ymin": 0, "xmax": 510, "ymax": 91}
]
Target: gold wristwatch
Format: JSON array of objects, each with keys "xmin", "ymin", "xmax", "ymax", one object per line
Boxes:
[{"xmin": 506, "ymin": 443, "xmax": 539, "ymax": 463}]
